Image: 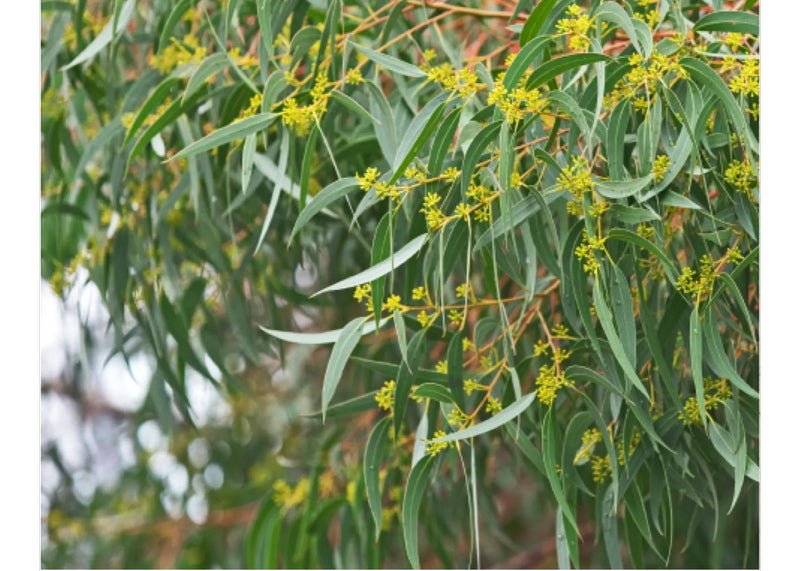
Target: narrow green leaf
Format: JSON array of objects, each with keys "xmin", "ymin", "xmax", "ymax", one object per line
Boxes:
[
  {"xmin": 519, "ymin": 0, "xmax": 558, "ymax": 46},
  {"xmin": 593, "ymin": 280, "xmax": 650, "ymax": 400},
  {"xmin": 694, "ymin": 10, "xmax": 759, "ymax": 35},
  {"xmin": 525, "ymin": 53, "xmax": 609, "ymax": 90},
  {"xmin": 353, "ymin": 43, "xmax": 426, "ymax": 78},
  {"xmin": 595, "ymin": 174, "xmax": 654, "ymax": 199},
  {"xmin": 290, "ymin": 177, "xmax": 360, "ymax": 240},
  {"xmin": 402, "ymin": 455, "xmax": 437, "ymax": 569},
  {"xmin": 313, "ymin": 234, "xmax": 428, "ymax": 297},
  {"xmin": 433, "ymin": 392, "xmax": 536, "ymax": 443},
  {"xmin": 169, "ymin": 113, "xmax": 277, "ymax": 161},
  {"xmin": 260, "ymin": 317, "xmax": 385, "ymax": 345},
  {"xmin": 364, "ymin": 417, "xmax": 392, "ymax": 539},
  {"xmin": 62, "ymin": 0, "xmax": 135, "ymax": 69},
  {"xmin": 690, "ymin": 305, "xmax": 707, "ymax": 428},
  {"xmin": 321, "ymin": 317, "xmax": 367, "ymax": 421}
]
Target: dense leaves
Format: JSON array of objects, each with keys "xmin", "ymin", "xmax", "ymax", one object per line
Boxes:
[{"xmin": 42, "ymin": 0, "xmax": 759, "ymax": 568}]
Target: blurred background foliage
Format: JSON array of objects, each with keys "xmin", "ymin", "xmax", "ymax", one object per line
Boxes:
[{"xmin": 41, "ymin": 0, "xmax": 758, "ymax": 568}]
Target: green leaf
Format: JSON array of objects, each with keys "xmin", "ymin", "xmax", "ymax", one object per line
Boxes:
[
  {"xmin": 461, "ymin": 121, "xmax": 502, "ymax": 197},
  {"xmin": 504, "ymin": 35, "xmax": 551, "ymax": 89},
  {"xmin": 364, "ymin": 417, "xmax": 392, "ymax": 540},
  {"xmin": 680, "ymin": 57, "xmax": 758, "ymax": 154},
  {"xmin": 260, "ymin": 317, "xmax": 385, "ymax": 345},
  {"xmin": 447, "ymin": 332, "xmax": 466, "ymax": 410},
  {"xmin": 61, "ymin": 0, "xmax": 135, "ymax": 69},
  {"xmin": 701, "ymin": 308, "xmax": 759, "ymax": 398},
  {"xmin": 689, "ymin": 305, "xmax": 707, "ymax": 428},
  {"xmin": 594, "ymin": 1, "xmax": 642, "ymax": 55},
  {"xmin": 525, "ymin": 53, "xmax": 610, "ymax": 90},
  {"xmin": 542, "ymin": 409, "xmax": 580, "ymax": 535},
  {"xmin": 241, "ymin": 133, "xmax": 257, "ymax": 194},
  {"xmin": 321, "ymin": 317, "xmax": 367, "ymax": 421},
  {"xmin": 607, "ymin": 228, "xmax": 679, "ymax": 284},
  {"xmin": 694, "ymin": 10, "xmax": 759, "ymax": 36},
  {"xmin": 432, "ymin": 392, "xmax": 536, "ymax": 443},
  {"xmin": 183, "ymin": 53, "xmax": 230, "ymax": 102},
  {"xmin": 169, "ymin": 113, "xmax": 277, "ymax": 161},
  {"xmin": 391, "ymin": 96, "xmax": 447, "ymax": 184},
  {"xmin": 519, "ymin": 0, "xmax": 558, "ymax": 46},
  {"xmin": 610, "ymin": 264, "xmax": 637, "ymax": 366},
  {"xmin": 412, "ymin": 383, "xmax": 456, "ymax": 405},
  {"xmin": 303, "ymin": 391, "xmax": 379, "ymax": 420},
  {"xmin": 123, "ymin": 77, "xmax": 181, "ymax": 145},
  {"xmin": 394, "ymin": 311, "xmax": 409, "ymax": 366},
  {"xmin": 313, "ymin": 234, "xmax": 428, "ymax": 297},
  {"xmin": 593, "ymin": 280, "xmax": 650, "ymax": 400},
  {"xmin": 290, "ymin": 177, "xmax": 361, "ymax": 240},
  {"xmin": 402, "ymin": 455, "xmax": 437, "ymax": 569},
  {"xmin": 595, "ymin": 174, "xmax": 654, "ymax": 199},
  {"xmin": 353, "ymin": 43, "xmax": 427, "ymax": 78}
]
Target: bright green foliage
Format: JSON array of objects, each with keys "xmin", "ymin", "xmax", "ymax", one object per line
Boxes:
[{"xmin": 42, "ymin": 0, "xmax": 759, "ymax": 568}]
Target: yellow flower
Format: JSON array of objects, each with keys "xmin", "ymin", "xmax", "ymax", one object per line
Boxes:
[
  {"xmin": 652, "ymin": 154, "xmax": 671, "ymax": 182},
  {"xmin": 382, "ymin": 294, "xmax": 404, "ymax": 312},
  {"xmin": 447, "ymin": 407, "xmax": 468, "ymax": 427},
  {"xmin": 485, "ymin": 396, "xmax": 502, "ymax": 415},
  {"xmin": 557, "ymin": 156, "xmax": 595, "ymax": 198},
  {"xmin": 442, "ymin": 167, "xmax": 460, "ymax": 183},
  {"xmin": 534, "ymin": 340, "xmax": 549, "ymax": 356},
  {"xmin": 412, "ymin": 286, "xmax": 428, "ymax": 301},
  {"xmin": 534, "ymin": 364, "xmax": 574, "ymax": 406},
  {"xmin": 356, "ymin": 167, "xmax": 380, "ymax": 191},
  {"xmin": 591, "ymin": 455, "xmax": 612, "ymax": 483},
  {"xmin": 435, "ymin": 360, "xmax": 448, "ymax": 374},
  {"xmin": 447, "ymin": 309, "xmax": 465, "ymax": 326},
  {"xmin": 375, "ymin": 380, "xmax": 396, "ymax": 412},
  {"xmin": 463, "ymin": 378, "xmax": 484, "ymax": 396},
  {"xmin": 417, "ymin": 310, "xmax": 433, "ymax": 327},
  {"xmin": 353, "ymin": 283, "xmax": 372, "ymax": 303},
  {"xmin": 425, "ymin": 430, "xmax": 450, "ymax": 457},
  {"xmin": 345, "ymin": 68, "xmax": 364, "ymax": 85}
]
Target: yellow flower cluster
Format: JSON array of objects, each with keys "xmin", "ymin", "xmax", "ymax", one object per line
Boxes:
[
  {"xmin": 375, "ymin": 380, "xmax": 396, "ymax": 412},
  {"xmin": 435, "ymin": 360, "xmax": 448, "ymax": 374},
  {"xmin": 447, "ymin": 407, "xmax": 469, "ymax": 427},
  {"xmin": 420, "ymin": 192, "xmax": 445, "ymax": 230},
  {"xmin": 281, "ymin": 75, "xmax": 332, "ymax": 136},
  {"xmin": 575, "ymin": 233, "xmax": 608, "ymax": 274},
  {"xmin": 676, "ymin": 254, "xmax": 716, "ymax": 300},
  {"xmin": 238, "ymin": 93, "xmax": 263, "ymax": 120},
  {"xmin": 555, "ymin": 4, "xmax": 594, "ymax": 52},
  {"xmin": 606, "ymin": 52, "xmax": 687, "ymax": 110},
  {"xmin": 652, "ymin": 154, "xmax": 671, "ymax": 182},
  {"xmin": 412, "ymin": 286, "xmax": 428, "ymax": 301},
  {"xmin": 353, "ymin": 283, "xmax": 371, "ymax": 302},
  {"xmin": 488, "ymin": 83, "xmax": 547, "ymax": 123},
  {"xmin": 424, "ymin": 63, "xmax": 481, "ymax": 98},
  {"xmin": 356, "ymin": 167, "xmax": 380, "ymax": 191},
  {"xmin": 345, "ymin": 68, "xmax": 364, "ymax": 85},
  {"xmin": 729, "ymin": 59, "xmax": 759, "ymax": 97},
  {"xmin": 485, "ymin": 396, "xmax": 503, "ymax": 415},
  {"xmin": 463, "ymin": 378, "xmax": 484, "ymax": 396},
  {"xmin": 679, "ymin": 377, "xmax": 733, "ymax": 425},
  {"xmin": 535, "ymin": 364, "xmax": 574, "ymax": 406},
  {"xmin": 382, "ymin": 294, "xmax": 404, "ymax": 312},
  {"xmin": 273, "ymin": 478, "xmax": 310, "ymax": 510},
  {"xmin": 465, "ymin": 183, "xmax": 494, "ymax": 222},
  {"xmin": 591, "ymin": 455, "xmax": 612, "ymax": 483},
  {"xmin": 574, "ymin": 428, "xmax": 602, "ymax": 464},
  {"xmin": 149, "ymin": 36, "xmax": 207, "ymax": 74},
  {"xmin": 724, "ymin": 159, "xmax": 757, "ymax": 196},
  {"xmin": 557, "ymin": 157, "xmax": 595, "ymax": 198},
  {"xmin": 633, "ymin": 8, "xmax": 660, "ymax": 29},
  {"xmin": 425, "ymin": 430, "xmax": 451, "ymax": 457}
]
